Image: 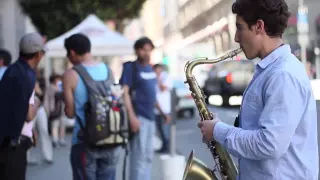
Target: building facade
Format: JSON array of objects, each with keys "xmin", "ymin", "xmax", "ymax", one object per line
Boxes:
[
  {"xmin": 123, "ymin": 0, "xmax": 166, "ymax": 65},
  {"xmin": 171, "ymin": 0, "xmax": 320, "ymax": 79},
  {"xmin": 0, "ymin": 0, "xmax": 31, "ymax": 61}
]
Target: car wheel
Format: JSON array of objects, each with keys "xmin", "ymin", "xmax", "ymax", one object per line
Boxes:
[
  {"xmin": 182, "ymin": 110, "xmax": 192, "ymax": 118},
  {"xmin": 190, "ymin": 109, "xmax": 195, "ymax": 118}
]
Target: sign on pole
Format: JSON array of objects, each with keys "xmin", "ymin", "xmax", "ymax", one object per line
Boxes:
[{"xmin": 297, "ymin": 5, "xmax": 309, "ymax": 45}]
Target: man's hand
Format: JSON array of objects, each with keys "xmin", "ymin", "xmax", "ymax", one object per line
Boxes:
[
  {"xmin": 34, "ymin": 96, "xmax": 41, "ymax": 108},
  {"xmin": 198, "ymin": 118, "xmax": 220, "ymax": 142},
  {"xmin": 32, "ymin": 129, "xmax": 38, "ymax": 147},
  {"xmin": 129, "ymin": 114, "xmax": 140, "ymax": 133},
  {"xmin": 164, "ymin": 114, "xmax": 171, "ymax": 124}
]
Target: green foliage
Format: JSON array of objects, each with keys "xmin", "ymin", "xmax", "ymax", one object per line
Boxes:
[{"xmin": 19, "ymin": 0, "xmax": 146, "ymax": 39}]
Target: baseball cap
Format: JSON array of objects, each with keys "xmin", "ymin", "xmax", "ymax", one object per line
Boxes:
[{"xmin": 19, "ymin": 32, "xmax": 47, "ymax": 54}]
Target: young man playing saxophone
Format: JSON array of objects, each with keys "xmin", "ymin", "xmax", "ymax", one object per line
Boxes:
[{"xmin": 198, "ymin": 0, "xmax": 318, "ymax": 179}]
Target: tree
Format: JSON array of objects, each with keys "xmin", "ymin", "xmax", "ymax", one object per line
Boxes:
[{"xmin": 19, "ymin": 0, "xmax": 146, "ymax": 39}]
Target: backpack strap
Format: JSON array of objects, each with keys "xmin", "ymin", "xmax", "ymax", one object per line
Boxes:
[
  {"xmin": 73, "ymin": 63, "xmax": 114, "ymax": 91},
  {"xmin": 72, "ymin": 64, "xmax": 93, "ymax": 88},
  {"xmin": 129, "ymin": 61, "xmax": 138, "ymax": 95},
  {"xmin": 103, "ymin": 63, "xmax": 114, "ymax": 85}
]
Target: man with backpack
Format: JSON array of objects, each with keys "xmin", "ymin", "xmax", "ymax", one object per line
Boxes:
[
  {"xmin": 62, "ymin": 33, "xmax": 126, "ymax": 180},
  {"xmin": 120, "ymin": 37, "xmax": 169, "ymax": 180}
]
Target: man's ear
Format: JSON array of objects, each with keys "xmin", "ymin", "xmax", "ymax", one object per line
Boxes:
[
  {"xmin": 0, "ymin": 58, "xmax": 4, "ymax": 66},
  {"xmin": 70, "ymin": 50, "xmax": 76, "ymax": 57},
  {"xmin": 35, "ymin": 52, "xmax": 43, "ymax": 60},
  {"xmin": 255, "ymin": 19, "xmax": 265, "ymax": 35}
]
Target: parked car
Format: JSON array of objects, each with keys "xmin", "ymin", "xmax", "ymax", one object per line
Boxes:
[
  {"xmin": 173, "ymin": 79, "xmax": 196, "ymax": 118},
  {"xmin": 202, "ymin": 59, "xmax": 255, "ymax": 106}
]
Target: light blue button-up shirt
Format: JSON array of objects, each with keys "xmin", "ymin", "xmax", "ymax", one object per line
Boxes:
[{"xmin": 213, "ymin": 45, "xmax": 319, "ymax": 180}]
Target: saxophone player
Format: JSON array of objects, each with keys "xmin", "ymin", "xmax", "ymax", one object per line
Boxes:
[{"xmin": 198, "ymin": 0, "xmax": 319, "ymax": 179}]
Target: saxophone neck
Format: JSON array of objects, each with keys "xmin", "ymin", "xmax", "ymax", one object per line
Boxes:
[
  {"xmin": 184, "ymin": 48, "xmax": 243, "ymax": 77},
  {"xmin": 184, "ymin": 58, "xmax": 208, "ymax": 77}
]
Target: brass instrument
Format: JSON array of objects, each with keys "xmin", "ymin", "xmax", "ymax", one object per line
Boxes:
[{"xmin": 182, "ymin": 48, "xmax": 243, "ymax": 180}]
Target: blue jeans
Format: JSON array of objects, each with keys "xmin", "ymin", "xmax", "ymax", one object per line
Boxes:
[
  {"xmin": 70, "ymin": 143, "xmax": 121, "ymax": 180},
  {"xmin": 156, "ymin": 114, "xmax": 171, "ymax": 150},
  {"xmin": 129, "ymin": 116, "xmax": 155, "ymax": 180}
]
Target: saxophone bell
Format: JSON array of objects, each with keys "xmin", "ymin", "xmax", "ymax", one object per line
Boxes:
[
  {"xmin": 183, "ymin": 150, "xmax": 218, "ymax": 180},
  {"xmin": 182, "ymin": 48, "xmax": 242, "ymax": 180}
]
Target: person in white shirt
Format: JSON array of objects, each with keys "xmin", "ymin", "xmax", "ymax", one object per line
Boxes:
[
  {"xmin": 0, "ymin": 49, "xmax": 12, "ymax": 80},
  {"xmin": 27, "ymin": 81, "xmax": 53, "ymax": 165},
  {"xmin": 154, "ymin": 64, "xmax": 172, "ymax": 153}
]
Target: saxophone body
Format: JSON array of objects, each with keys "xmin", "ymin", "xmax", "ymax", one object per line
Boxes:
[{"xmin": 182, "ymin": 48, "xmax": 242, "ymax": 180}]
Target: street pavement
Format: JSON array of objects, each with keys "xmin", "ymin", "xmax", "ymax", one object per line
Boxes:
[{"xmin": 26, "ymin": 105, "xmax": 239, "ymax": 180}]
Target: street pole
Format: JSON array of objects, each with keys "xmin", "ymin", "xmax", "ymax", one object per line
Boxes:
[
  {"xmin": 160, "ymin": 87, "xmax": 186, "ymax": 180},
  {"xmin": 315, "ymin": 47, "xmax": 320, "ymax": 79},
  {"xmin": 297, "ymin": 0, "xmax": 309, "ymax": 65},
  {"xmin": 170, "ymin": 88, "xmax": 178, "ymax": 156}
]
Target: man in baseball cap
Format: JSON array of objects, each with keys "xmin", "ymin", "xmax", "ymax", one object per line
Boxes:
[
  {"xmin": 19, "ymin": 32, "xmax": 47, "ymax": 57},
  {"xmin": 0, "ymin": 32, "xmax": 44, "ymax": 180}
]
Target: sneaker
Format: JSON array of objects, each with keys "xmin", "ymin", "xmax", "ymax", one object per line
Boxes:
[
  {"xmin": 52, "ymin": 141, "xmax": 57, "ymax": 148},
  {"xmin": 44, "ymin": 160, "xmax": 54, "ymax": 165},
  {"xmin": 155, "ymin": 147, "xmax": 169, "ymax": 154},
  {"xmin": 27, "ymin": 159, "xmax": 38, "ymax": 166},
  {"xmin": 59, "ymin": 140, "xmax": 67, "ymax": 147}
]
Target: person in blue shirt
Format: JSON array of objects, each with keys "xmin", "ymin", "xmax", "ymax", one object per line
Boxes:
[
  {"xmin": 199, "ymin": 0, "xmax": 318, "ymax": 180},
  {"xmin": 120, "ymin": 37, "xmax": 167, "ymax": 180}
]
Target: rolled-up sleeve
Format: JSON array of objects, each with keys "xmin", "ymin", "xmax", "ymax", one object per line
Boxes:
[
  {"xmin": 213, "ymin": 71, "xmax": 307, "ymax": 160},
  {"xmin": 119, "ymin": 63, "xmax": 133, "ymax": 87}
]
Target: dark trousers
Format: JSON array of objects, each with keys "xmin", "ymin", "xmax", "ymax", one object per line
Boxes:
[
  {"xmin": 156, "ymin": 114, "xmax": 171, "ymax": 150},
  {"xmin": 0, "ymin": 137, "xmax": 32, "ymax": 180}
]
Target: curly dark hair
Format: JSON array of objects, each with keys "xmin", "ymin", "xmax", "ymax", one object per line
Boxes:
[
  {"xmin": 134, "ymin": 37, "xmax": 155, "ymax": 50},
  {"xmin": 64, "ymin": 33, "xmax": 91, "ymax": 55},
  {"xmin": 232, "ymin": 0, "xmax": 291, "ymax": 37}
]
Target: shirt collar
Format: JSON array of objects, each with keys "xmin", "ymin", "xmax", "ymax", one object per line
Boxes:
[
  {"xmin": 258, "ymin": 44, "xmax": 291, "ymax": 69},
  {"xmin": 18, "ymin": 58, "xmax": 35, "ymax": 72}
]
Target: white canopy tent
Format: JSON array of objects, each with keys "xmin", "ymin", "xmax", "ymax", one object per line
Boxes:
[
  {"xmin": 43, "ymin": 14, "xmax": 134, "ymax": 78},
  {"xmin": 45, "ymin": 14, "xmax": 134, "ymax": 57}
]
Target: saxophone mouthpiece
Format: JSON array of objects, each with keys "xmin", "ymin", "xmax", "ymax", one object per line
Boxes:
[{"xmin": 228, "ymin": 48, "xmax": 243, "ymax": 58}]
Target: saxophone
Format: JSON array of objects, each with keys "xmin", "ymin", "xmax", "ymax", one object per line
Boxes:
[{"xmin": 182, "ymin": 48, "xmax": 243, "ymax": 180}]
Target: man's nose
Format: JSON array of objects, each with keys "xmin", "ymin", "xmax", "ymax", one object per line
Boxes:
[{"xmin": 234, "ymin": 34, "xmax": 239, "ymax": 43}]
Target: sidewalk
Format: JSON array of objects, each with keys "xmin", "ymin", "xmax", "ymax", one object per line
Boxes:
[
  {"xmin": 26, "ymin": 136, "xmax": 167, "ymax": 180},
  {"xmin": 117, "ymin": 136, "xmax": 163, "ymax": 180}
]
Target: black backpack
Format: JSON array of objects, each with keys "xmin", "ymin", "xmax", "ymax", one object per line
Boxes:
[{"xmin": 73, "ymin": 64, "xmax": 129, "ymax": 148}]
